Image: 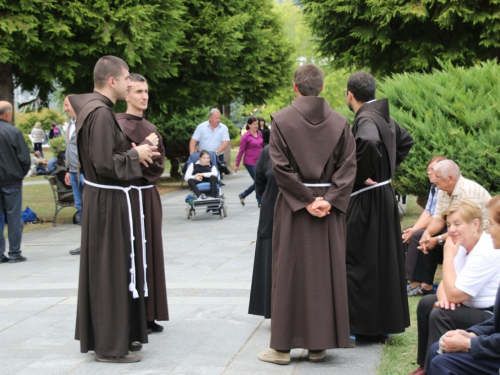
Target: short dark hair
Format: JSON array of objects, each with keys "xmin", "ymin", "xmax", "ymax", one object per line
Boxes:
[
  {"xmin": 347, "ymin": 71, "xmax": 376, "ymax": 103},
  {"xmin": 94, "ymin": 56, "xmax": 129, "ymax": 88},
  {"xmin": 199, "ymin": 149, "xmax": 211, "ymax": 162},
  {"xmin": 57, "ymin": 150, "xmax": 66, "ymax": 167},
  {"xmin": 246, "ymin": 116, "xmax": 258, "ymax": 130},
  {"xmin": 294, "ymin": 63, "xmax": 324, "ymax": 96},
  {"xmin": 129, "ymin": 73, "xmax": 147, "ymax": 83}
]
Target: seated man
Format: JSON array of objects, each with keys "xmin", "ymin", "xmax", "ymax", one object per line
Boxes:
[
  {"xmin": 53, "ymin": 151, "xmax": 73, "ymax": 202},
  {"xmin": 414, "ymin": 160, "xmax": 491, "ymax": 295},
  {"xmin": 426, "ymin": 196, "xmax": 500, "ymax": 375},
  {"xmin": 30, "ymin": 151, "xmax": 49, "ymax": 176},
  {"xmin": 404, "ymin": 155, "xmax": 446, "ymax": 296}
]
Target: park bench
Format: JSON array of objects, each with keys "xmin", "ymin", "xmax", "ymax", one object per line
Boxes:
[{"xmin": 44, "ymin": 176, "xmax": 76, "ymax": 226}]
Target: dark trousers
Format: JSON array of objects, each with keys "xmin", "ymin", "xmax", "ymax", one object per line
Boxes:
[
  {"xmin": 188, "ymin": 176, "xmax": 218, "ymax": 197},
  {"xmin": 33, "ymin": 143, "xmax": 44, "ymax": 158},
  {"xmin": 0, "ymin": 185, "xmax": 24, "ymax": 260},
  {"xmin": 405, "ymin": 227, "xmax": 446, "ymax": 284},
  {"xmin": 427, "ymin": 341, "xmax": 500, "ymax": 375},
  {"xmin": 417, "ymin": 295, "xmax": 493, "ymax": 368}
]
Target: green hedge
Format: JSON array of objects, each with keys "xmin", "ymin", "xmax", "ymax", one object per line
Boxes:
[
  {"xmin": 378, "ymin": 61, "xmax": 500, "ymax": 197},
  {"xmin": 16, "ymin": 109, "xmax": 66, "ymax": 135}
]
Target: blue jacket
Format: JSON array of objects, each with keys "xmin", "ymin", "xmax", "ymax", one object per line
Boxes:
[{"xmin": 468, "ymin": 284, "xmax": 500, "ymax": 359}]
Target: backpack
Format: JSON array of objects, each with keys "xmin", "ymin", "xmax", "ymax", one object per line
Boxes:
[{"xmin": 21, "ymin": 206, "xmax": 40, "ymax": 224}]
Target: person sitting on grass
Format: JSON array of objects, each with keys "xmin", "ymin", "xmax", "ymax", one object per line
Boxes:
[
  {"xmin": 425, "ymin": 195, "xmax": 500, "ymax": 375},
  {"xmin": 184, "ymin": 150, "xmax": 218, "ymax": 199},
  {"xmin": 409, "ymin": 199, "xmax": 500, "ymax": 375},
  {"xmin": 30, "ymin": 150, "xmax": 49, "ymax": 176}
]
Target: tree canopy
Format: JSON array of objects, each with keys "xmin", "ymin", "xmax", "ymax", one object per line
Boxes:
[
  {"xmin": 0, "ymin": 0, "xmax": 184, "ymax": 105},
  {"xmin": 300, "ymin": 0, "xmax": 500, "ymax": 76}
]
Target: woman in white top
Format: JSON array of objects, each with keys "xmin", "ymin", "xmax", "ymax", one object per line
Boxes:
[
  {"xmin": 31, "ymin": 122, "xmax": 46, "ymax": 157},
  {"xmin": 411, "ymin": 200, "xmax": 500, "ymax": 375},
  {"xmin": 184, "ymin": 150, "xmax": 218, "ymax": 199}
]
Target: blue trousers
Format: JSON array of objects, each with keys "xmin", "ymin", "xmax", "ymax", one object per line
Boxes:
[
  {"xmin": 0, "ymin": 185, "xmax": 24, "ymax": 260},
  {"xmin": 427, "ymin": 341, "xmax": 500, "ymax": 375},
  {"xmin": 70, "ymin": 172, "xmax": 85, "ymax": 216},
  {"xmin": 240, "ymin": 164, "xmax": 261, "ymax": 203}
]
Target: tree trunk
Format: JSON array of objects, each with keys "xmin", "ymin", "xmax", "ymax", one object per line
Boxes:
[
  {"xmin": 223, "ymin": 102, "xmax": 231, "ymax": 166},
  {"xmin": 0, "ymin": 63, "xmax": 15, "ymax": 125},
  {"xmin": 169, "ymin": 156, "xmax": 181, "ymax": 178}
]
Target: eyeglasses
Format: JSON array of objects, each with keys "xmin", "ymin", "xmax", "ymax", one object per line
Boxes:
[
  {"xmin": 486, "ymin": 221, "xmax": 500, "ymax": 229},
  {"xmin": 342, "ymin": 89, "xmax": 348, "ymax": 97}
]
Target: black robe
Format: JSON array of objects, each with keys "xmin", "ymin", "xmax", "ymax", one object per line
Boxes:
[
  {"xmin": 248, "ymin": 145, "xmax": 279, "ymax": 318},
  {"xmin": 116, "ymin": 112, "xmax": 169, "ymax": 323},
  {"xmin": 346, "ymin": 98, "xmax": 413, "ymax": 336},
  {"xmin": 269, "ymin": 96, "xmax": 357, "ymax": 350},
  {"xmin": 70, "ymin": 92, "xmax": 148, "ymax": 356}
]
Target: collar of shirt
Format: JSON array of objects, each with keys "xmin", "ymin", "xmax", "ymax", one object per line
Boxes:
[{"xmin": 450, "ymin": 175, "xmax": 465, "ymax": 198}]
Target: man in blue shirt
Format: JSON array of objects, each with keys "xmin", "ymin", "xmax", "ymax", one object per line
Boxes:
[{"xmin": 189, "ymin": 108, "xmax": 230, "ymax": 157}]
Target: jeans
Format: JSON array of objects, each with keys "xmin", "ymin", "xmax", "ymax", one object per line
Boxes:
[
  {"xmin": 70, "ymin": 172, "xmax": 85, "ymax": 217},
  {"xmin": 240, "ymin": 164, "xmax": 261, "ymax": 203},
  {"xmin": 0, "ymin": 185, "xmax": 24, "ymax": 260}
]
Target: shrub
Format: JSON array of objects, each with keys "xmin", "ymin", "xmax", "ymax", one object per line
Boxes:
[
  {"xmin": 49, "ymin": 136, "xmax": 67, "ymax": 155},
  {"xmin": 379, "ymin": 60, "xmax": 500, "ymax": 198},
  {"xmin": 16, "ymin": 109, "xmax": 66, "ymax": 135}
]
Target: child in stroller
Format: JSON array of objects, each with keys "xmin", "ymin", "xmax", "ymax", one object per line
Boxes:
[
  {"xmin": 184, "ymin": 150, "xmax": 227, "ymax": 220},
  {"xmin": 184, "ymin": 150, "xmax": 218, "ymax": 199}
]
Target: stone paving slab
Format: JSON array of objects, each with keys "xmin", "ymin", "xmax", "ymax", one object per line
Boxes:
[{"xmin": 0, "ymin": 171, "xmax": 382, "ymax": 374}]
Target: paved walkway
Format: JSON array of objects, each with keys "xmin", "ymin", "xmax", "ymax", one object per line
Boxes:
[{"xmin": 1, "ymin": 171, "xmax": 382, "ymax": 374}]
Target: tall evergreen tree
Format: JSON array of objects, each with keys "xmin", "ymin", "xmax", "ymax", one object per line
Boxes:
[
  {"xmin": 0, "ymin": 0, "xmax": 184, "ymax": 106},
  {"xmin": 299, "ymin": 0, "xmax": 500, "ymax": 75}
]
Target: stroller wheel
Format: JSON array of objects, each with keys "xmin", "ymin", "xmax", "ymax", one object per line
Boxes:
[
  {"xmin": 190, "ymin": 210, "xmax": 196, "ymax": 221},
  {"xmin": 223, "ymin": 204, "xmax": 227, "ymax": 217}
]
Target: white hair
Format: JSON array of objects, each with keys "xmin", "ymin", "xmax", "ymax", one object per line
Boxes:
[
  {"xmin": 434, "ymin": 159, "xmax": 461, "ymax": 179},
  {"xmin": 209, "ymin": 108, "xmax": 221, "ymax": 118}
]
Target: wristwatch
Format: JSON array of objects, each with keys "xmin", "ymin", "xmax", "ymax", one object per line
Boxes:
[
  {"xmin": 467, "ymin": 338, "xmax": 472, "ymax": 352},
  {"xmin": 438, "ymin": 235, "xmax": 444, "ymax": 246}
]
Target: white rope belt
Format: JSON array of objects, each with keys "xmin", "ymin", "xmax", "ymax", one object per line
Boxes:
[
  {"xmin": 130, "ymin": 185, "xmax": 154, "ymax": 298},
  {"xmin": 303, "ymin": 183, "xmax": 332, "ymax": 187},
  {"xmin": 350, "ymin": 179, "xmax": 391, "ymax": 197},
  {"xmin": 85, "ymin": 180, "xmax": 153, "ymax": 299}
]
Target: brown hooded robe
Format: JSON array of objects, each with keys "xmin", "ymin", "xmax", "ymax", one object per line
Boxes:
[
  {"xmin": 269, "ymin": 96, "xmax": 357, "ymax": 350},
  {"xmin": 70, "ymin": 92, "xmax": 148, "ymax": 357},
  {"xmin": 116, "ymin": 112, "xmax": 169, "ymax": 323}
]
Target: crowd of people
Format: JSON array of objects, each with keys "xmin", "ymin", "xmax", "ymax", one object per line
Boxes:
[{"xmin": 0, "ymin": 56, "xmax": 499, "ymax": 373}]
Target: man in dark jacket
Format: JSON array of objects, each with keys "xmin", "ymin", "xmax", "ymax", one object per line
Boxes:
[{"xmin": 0, "ymin": 101, "xmax": 31, "ymax": 263}]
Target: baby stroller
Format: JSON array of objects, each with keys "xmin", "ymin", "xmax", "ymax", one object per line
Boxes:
[{"xmin": 184, "ymin": 151, "xmax": 227, "ymax": 220}]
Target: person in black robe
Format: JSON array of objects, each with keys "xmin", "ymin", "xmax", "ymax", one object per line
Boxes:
[
  {"xmin": 345, "ymin": 71, "xmax": 413, "ymax": 344},
  {"xmin": 116, "ymin": 73, "xmax": 169, "ymax": 334},
  {"xmin": 248, "ymin": 144, "xmax": 279, "ymax": 318},
  {"xmin": 70, "ymin": 56, "xmax": 159, "ymax": 363}
]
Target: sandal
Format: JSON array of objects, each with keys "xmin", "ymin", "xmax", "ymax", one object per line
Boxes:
[{"xmin": 408, "ymin": 285, "xmax": 435, "ymax": 297}]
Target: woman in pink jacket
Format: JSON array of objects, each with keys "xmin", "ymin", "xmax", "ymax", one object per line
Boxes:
[{"xmin": 234, "ymin": 116, "xmax": 263, "ymax": 206}]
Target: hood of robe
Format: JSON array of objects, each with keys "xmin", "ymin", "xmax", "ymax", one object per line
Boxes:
[
  {"xmin": 271, "ymin": 96, "xmax": 348, "ymax": 182},
  {"xmin": 356, "ymin": 98, "xmax": 390, "ymax": 122}
]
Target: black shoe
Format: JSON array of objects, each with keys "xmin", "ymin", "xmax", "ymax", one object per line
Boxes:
[
  {"xmin": 0, "ymin": 256, "xmax": 9, "ymax": 264},
  {"xmin": 69, "ymin": 247, "xmax": 80, "ymax": 255},
  {"xmin": 221, "ymin": 182, "xmax": 226, "ymax": 186},
  {"xmin": 129, "ymin": 341, "xmax": 143, "ymax": 352},
  {"xmin": 147, "ymin": 321, "xmax": 164, "ymax": 333},
  {"xmin": 9, "ymin": 255, "xmax": 27, "ymax": 263}
]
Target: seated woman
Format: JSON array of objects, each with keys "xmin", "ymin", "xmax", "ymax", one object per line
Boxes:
[
  {"xmin": 184, "ymin": 150, "xmax": 218, "ymax": 199},
  {"xmin": 426, "ymin": 196, "xmax": 500, "ymax": 375},
  {"xmin": 410, "ymin": 200, "xmax": 500, "ymax": 375},
  {"xmin": 53, "ymin": 151, "xmax": 73, "ymax": 202}
]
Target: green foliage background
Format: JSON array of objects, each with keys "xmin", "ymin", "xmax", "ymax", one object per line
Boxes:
[
  {"xmin": 382, "ymin": 60, "xmax": 500, "ymax": 197},
  {"xmin": 16, "ymin": 109, "xmax": 65, "ymax": 134}
]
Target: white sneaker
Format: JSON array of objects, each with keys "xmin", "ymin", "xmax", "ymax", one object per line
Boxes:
[{"xmin": 199, "ymin": 194, "xmax": 207, "ymax": 200}]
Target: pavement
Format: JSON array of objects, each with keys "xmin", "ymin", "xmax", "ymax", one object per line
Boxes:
[{"xmin": 0, "ymin": 171, "xmax": 382, "ymax": 375}]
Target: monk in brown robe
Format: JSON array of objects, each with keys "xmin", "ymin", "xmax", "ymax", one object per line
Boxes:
[
  {"xmin": 116, "ymin": 73, "xmax": 169, "ymax": 334},
  {"xmin": 258, "ymin": 63, "xmax": 357, "ymax": 365},
  {"xmin": 70, "ymin": 56, "xmax": 159, "ymax": 363}
]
